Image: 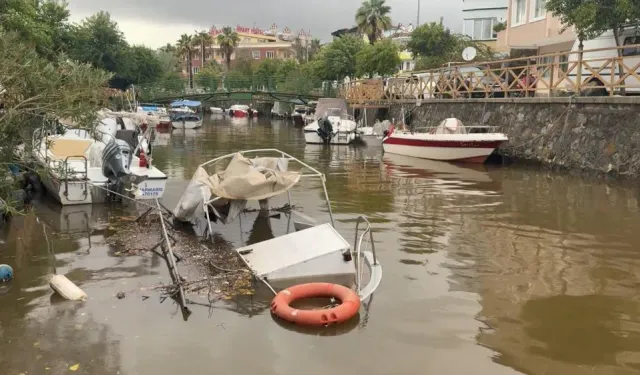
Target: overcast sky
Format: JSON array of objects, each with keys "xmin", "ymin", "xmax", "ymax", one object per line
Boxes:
[{"xmin": 67, "ymin": 0, "xmax": 463, "ymax": 48}]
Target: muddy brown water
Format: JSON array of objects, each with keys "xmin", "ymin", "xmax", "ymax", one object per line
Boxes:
[{"xmin": 1, "ymin": 114, "xmax": 640, "ymax": 374}]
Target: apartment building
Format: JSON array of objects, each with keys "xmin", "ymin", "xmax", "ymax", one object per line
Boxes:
[
  {"xmin": 186, "ymin": 24, "xmax": 302, "ymax": 75},
  {"xmin": 497, "ymin": 0, "xmax": 575, "ymax": 55},
  {"xmin": 462, "ymin": 0, "xmax": 509, "ymax": 51}
]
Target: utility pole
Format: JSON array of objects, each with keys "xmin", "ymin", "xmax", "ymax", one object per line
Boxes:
[{"xmin": 417, "ymin": 0, "xmax": 420, "ymax": 26}]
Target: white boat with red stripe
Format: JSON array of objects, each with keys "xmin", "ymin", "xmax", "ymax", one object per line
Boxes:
[{"xmin": 382, "ymin": 118, "xmax": 508, "ymax": 163}]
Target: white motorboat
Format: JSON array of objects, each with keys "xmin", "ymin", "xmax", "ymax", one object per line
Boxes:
[
  {"xmin": 303, "ymin": 98, "xmax": 360, "ymax": 145},
  {"xmin": 171, "ymin": 113, "xmax": 203, "ymax": 129},
  {"xmin": 291, "ymin": 105, "xmax": 310, "ymax": 126},
  {"xmin": 210, "ymin": 106, "xmax": 224, "ymax": 114},
  {"xmin": 32, "ymin": 115, "xmax": 168, "ymax": 205},
  {"xmin": 359, "ymin": 120, "xmax": 392, "ymax": 145},
  {"xmin": 270, "ymin": 102, "xmax": 288, "ymax": 118},
  {"xmin": 137, "ymin": 103, "xmax": 172, "ymax": 129},
  {"xmin": 173, "ymin": 149, "xmax": 382, "ymax": 301},
  {"xmin": 382, "ymin": 118, "xmax": 508, "ymax": 163}
]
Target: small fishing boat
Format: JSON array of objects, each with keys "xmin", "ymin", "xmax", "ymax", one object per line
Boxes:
[
  {"xmin": 270, "ymin": 102, "xmax": 288, "ymax": 118},
  {"xmin": 210, "ymin": 106, "xmax": 224, "ymax": 114},
  {"xmin": 172, "ymin": 149, "xmax": 382, "ymax": 303},
  {"xmin": 229, "ymin": 104, "xmax": 257, "ymax": 118},
  {"xmin": 291, "ymin": 105, "xmax": 310, "ymax": 126},
  {"xmin": 31, "ymin": 116, "xmax": 168, "ymax": 205},
  {"xmin": 171, "ymin": 113, "xmax": 203, "ymax": 129},
  {"xmin": 359, "ymin": 120, "xmax": 392, "ymax": 145},
  {"xmin": 137, "ymin": 103, "xmax": 172, "ymax": 129},
  {"xmin": 304, "ymin": 98, "xmax": 360, "ymax": 145},
  {"xmin": 382, "ymin": 118, "xmax": 508, "ymax": 163}
]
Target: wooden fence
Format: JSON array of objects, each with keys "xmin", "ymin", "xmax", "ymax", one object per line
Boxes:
[{"xmin": 339, "ymin": 44, "xmax": 640, "ymax": 105}]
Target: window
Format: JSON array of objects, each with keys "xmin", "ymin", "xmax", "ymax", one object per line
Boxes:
[
  {"xmin": 558, "ymin": 54, "xmax": 569, "ymax": 73},
  {"xmin": 622, "ymin": 36, "xmax": 640, "ymax": 56},
  {"xmin": 537, "ymin": 56, "xmax": 553, "ymax": 78},
  {"xmin": 266, "ymin": 51, "xmax": 275, "ymax": 59},
  {"xmin": 192, "ymin": 66, "xmax": 200, "ymax": 74},
  {"xmin": 252, "ymin": 50, "xmax": 261, "ymax": 59},
  {"xmin": 512, "ymin": 0, "xmax": 526, "ymax": 25},
  {"xmin": 463, "ymin": 18, "xmax": 498, "ymax": 40},
  {"xmin": 531, "ymin": 0, "xmax": 546, "ymax": 20},
  {"xmin": 193, "ymin": 53, "xmax": 199, "ymax": 61}
]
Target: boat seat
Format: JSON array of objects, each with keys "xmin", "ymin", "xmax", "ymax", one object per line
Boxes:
[{"xmin": 48, "ymin": 139, "xmax": 93, "ymax": 160}]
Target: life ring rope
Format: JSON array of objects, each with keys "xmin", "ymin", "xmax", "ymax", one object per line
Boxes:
[{"xmin": 270, "ymin": 283, "xmax": 360, "ymax": 327}]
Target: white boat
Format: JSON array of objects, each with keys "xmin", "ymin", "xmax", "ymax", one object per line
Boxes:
[
  {"xmin": 32, "ymin": 115, "xmax": 168, "ymax": 205},
  {"xmin": 382, "ymin": 118, "xmax": 508, "ymax": 163},
  {"xmin": 170, "ymin": 106, "xmax": 196, "ymax": 115},
  {"xmin": 270, "ymin": 102, "xmax": 288, "ymax": 118},
  {"xmin": 210, "ymin": 106, "xmax": 224, "ymax": 114},
  {"xmin": 291, "ymin": 105, "xmax": 310, "ymax": 126},
  {"xmin": 137, "ymin": 103, "xmax": 172, "ymax": 128},
  {"xmin": 304, "ymin": 99, "xmax": 359, "ymax": 145},
  {"xmin": 171, "ymin": 114, "xmax": 203, "ymax": 129},
  {"xmin": 359, "ymin": 120, "xmax": 392, "ymax": 145},
  {"xmin": 172, "ymin": 149, "xmax": 382, "ymax": 300}
]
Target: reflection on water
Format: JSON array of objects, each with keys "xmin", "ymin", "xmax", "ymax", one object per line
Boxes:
[{"xmin": 1, "ymin": 114, "xmax": 640, "ymax": 374}]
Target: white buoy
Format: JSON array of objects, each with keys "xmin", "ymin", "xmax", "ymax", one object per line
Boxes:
[{"xmin": 49, "ymin": 274, "xmax": 87, "ymax": 301}]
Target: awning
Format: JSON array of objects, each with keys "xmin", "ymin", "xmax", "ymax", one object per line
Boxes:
[
  {"xmin": 170, "ymin": 99, "xmax": 202, "ymax": 107},
  {"xmin": 509, "ymin": 33, "xmax": 576, "ymax": 49}
]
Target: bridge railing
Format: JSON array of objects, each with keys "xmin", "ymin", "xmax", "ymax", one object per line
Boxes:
[
  {"xmin": 339, "ymin": 43, "xmax": 640, "ymax": 104},
  {"xmin": 138, "ymin": 74, "xmax": 337, "ymax": 102}
]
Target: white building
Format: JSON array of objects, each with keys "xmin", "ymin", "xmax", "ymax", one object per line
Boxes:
[{"xmin": 462, "ymin": 0, "xmax": 508, "ymax": 50}]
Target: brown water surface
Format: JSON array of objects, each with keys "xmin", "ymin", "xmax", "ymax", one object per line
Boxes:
[{"xmin": 1, "ymin": 115, "xmax": 640, "ymax": 374}]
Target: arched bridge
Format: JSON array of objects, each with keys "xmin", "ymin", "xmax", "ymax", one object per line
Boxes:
[{"xmin": 136, "ymin": 76, "xmax": 336, "ymax": 104}]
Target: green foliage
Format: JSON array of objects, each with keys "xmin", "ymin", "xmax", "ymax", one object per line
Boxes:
[
  {"xmin": 355, "ymin": 0, "xmax": 393, "ymax": 45},
  {"xmin": 225, "ymin": 69, "xmax": 253, "ymax": 90},
  {"xmin": 176, "ymin": 33, "xmax": 194, "ymax": 88},
  {"xmin": 407, "ymin": 22, "xmax": 457, "ymax": 58},
  {"xmin": 0, "ymin": 31, "xmax": 111, "ymax": 208},
  {"xmin": 315, "ymin": 35, "xmax": 365, "ymax": 80},
  {"xmin": 217, "ymin": 27, "xmax": 240, "ymax": 70},
  {"xmin": 545, "ymin": 0, "xmax": 600, "ymax": 43},
  {"xmin": 409, "ymin": 22, "xmax": 496, "ymax": 70},
  {"xmin": 122, "ymin": 45, "xmax": 165, "ymax": 84},
  {"xmin": 192, "ymin": 29, "xmax": 213, "ymax": 64},
  {"xmin": 493, "ymin": 21, "xmax": 506, "ymax": 33},
  {"xmin": 356, "ymin": 39, "xmax": 400, "ymax": 77},
  {"xmin": 0, "ymin": 0, "xmax": 72, "ymax": 60},
  {"xmin": 195, "ymin": 62, "xmax": 222, "ymax": 91}
]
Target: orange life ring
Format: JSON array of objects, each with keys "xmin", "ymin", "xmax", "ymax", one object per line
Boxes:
[{"xmin": 270, "ymin": 283, "xmax": 360, "ymax": 327}]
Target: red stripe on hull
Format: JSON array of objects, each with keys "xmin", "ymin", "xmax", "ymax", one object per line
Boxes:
[
  {"xmin": 383, "ymin": 137, "xmax": 504, "ymax": 149},
  {"xmin": 233, "ymin": 111, "xmax": 248, "ymax": 117}
]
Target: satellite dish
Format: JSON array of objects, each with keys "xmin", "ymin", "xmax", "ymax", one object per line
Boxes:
[{"xmin": 462, "ymin": 46, "xmax": 477, "ymax": 61}]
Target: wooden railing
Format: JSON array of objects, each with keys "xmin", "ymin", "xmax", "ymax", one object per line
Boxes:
[{"xmin": 339, "ymin": 44, "xmax": 640, "ymax": 104}]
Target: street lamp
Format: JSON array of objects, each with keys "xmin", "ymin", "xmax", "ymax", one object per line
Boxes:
[{"xmin": 417, "ymin": 0, "xmax": 420, "ymax": 26}]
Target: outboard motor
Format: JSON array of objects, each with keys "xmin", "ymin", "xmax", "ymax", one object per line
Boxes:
[
  {"xmin": 102, "ymin": 139, "xmax": 134, "ymax": 199},
  {"xmin": 316, "ymin": 117, "xmax": 334, "ymax": 144}
]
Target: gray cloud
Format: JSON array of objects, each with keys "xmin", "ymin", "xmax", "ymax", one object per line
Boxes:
[{"xmin": 67, "ymin": 0, "xmax": 462, "ymax": 45}]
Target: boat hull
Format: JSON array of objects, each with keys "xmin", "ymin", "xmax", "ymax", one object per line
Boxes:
[
  {"xmin": 172, "ymin": 120, "xmax": 202, "ymax": 129},
  {"xmin": 232, "ymin": 110, "xmax": 248, "ymax": 118},
  {"xmin": 382, "ymin": 138, "xmax": 504, "ymax": 163},
  {"xmin": 304, "ymin": 130, "xmax": 357, "ymax": 145}
]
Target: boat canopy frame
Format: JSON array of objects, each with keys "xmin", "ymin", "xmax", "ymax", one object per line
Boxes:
[{"xmin": 199, "ymin": 148, "xmax": 335, "ymax": 228}]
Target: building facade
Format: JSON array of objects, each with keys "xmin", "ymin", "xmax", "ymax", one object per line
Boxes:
[
  {"xmin": 462, "ymin": 0, "xmax": 509, "ymax": 51},
  {"xmin": 494, "ymin": 0, "xmax": 577, "ymax": 95},
  {"xmin": 496, "ymin": 0, "xmax": 575, "ymax": 55},
  {"xmin": 185, "ymin": 24, "xmax": 310, "ymax": 75}
]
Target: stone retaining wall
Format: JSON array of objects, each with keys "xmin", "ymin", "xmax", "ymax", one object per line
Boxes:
[{"xmin": 387, "ymin": 97, "xmax": 640, "ymax": 178}]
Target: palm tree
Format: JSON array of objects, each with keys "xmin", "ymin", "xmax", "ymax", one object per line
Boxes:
[
  {"xmin": 355, "ymin": 0, "xmax": 392, "ymax": 45},
  {"xmin": 159, "ymin": 43, "xmax": 176, "ymax": 54},
  {"xmin": 192, "ymin": 30, "xmax": 213, "ymax": 65},
  {"xmin": 309, "ymin": 38, "xmax": 322, "ymax": 59},
  {"xmin": 216, "ymin": 26, "xmax": 240, "ymax": 70},
  {"xmin": 176, "ymin": 34, "xmax": 195, "ymax": 89}
]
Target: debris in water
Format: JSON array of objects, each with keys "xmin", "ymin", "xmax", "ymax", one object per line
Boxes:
[
  {"xmin": 69, "ymin": 363, "xmax": 80, "ymax": 371},
  {"xmin": 116, "ymin": 292, "xmax": 125, "ymax": 299},
  {"xmin": 0, "ymin": 264, "xmax": 14, "ymax": 282}
]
